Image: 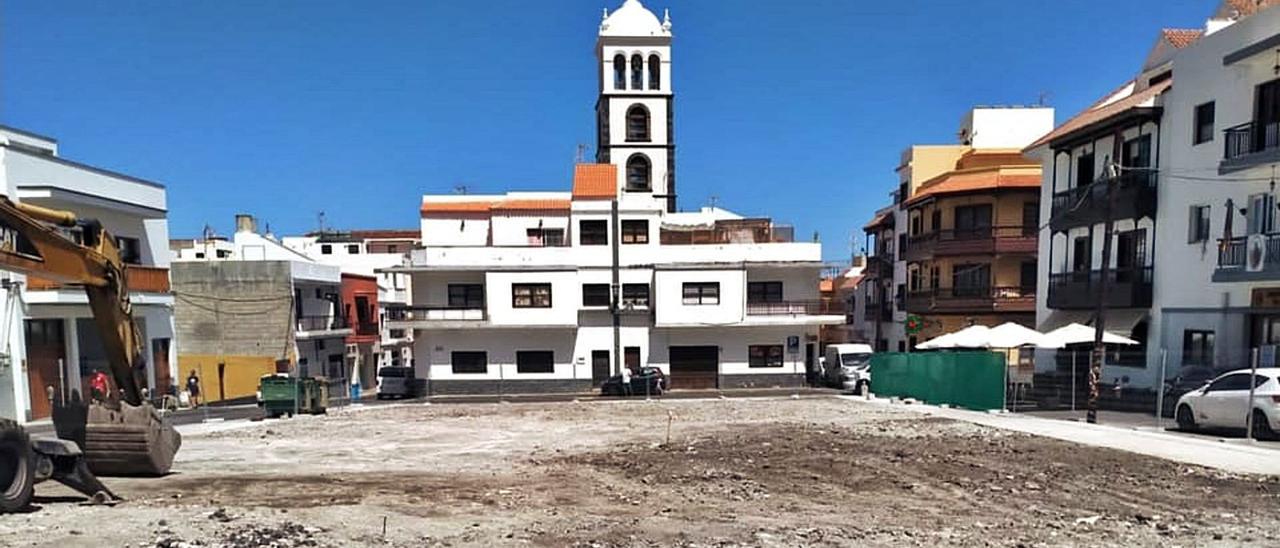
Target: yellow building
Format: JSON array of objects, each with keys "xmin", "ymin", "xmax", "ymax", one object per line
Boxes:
[{"xmin": 900, "ymin": 149, "xmax": 1042, "ymax": 343}]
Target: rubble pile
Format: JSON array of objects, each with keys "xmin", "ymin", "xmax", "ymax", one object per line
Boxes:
[{"xmin": 150, "ymin": 521, "xmax": 329, "ymax": 548}]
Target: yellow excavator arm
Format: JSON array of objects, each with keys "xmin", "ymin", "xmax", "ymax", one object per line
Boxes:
[{"xmin": 0, "ymin": 196, "xmax": 147, "ymax": 405}]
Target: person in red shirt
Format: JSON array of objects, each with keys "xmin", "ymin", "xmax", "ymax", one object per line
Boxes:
[{"xmin": 89, "ymin": 370, "xmax": 110, "ymax": 402}]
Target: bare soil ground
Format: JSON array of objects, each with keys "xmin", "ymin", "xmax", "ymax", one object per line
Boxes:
[{"xmin": 2, "ymin": 398, "xmax": 1278, "ymax": 547}]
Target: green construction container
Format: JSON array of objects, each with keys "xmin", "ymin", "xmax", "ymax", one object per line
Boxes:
[
  {"xmin": 870, "ymin": 351, "xmax": 1006, "ymax": 411},
  {"xmin": 260, "ymin": 375, "xmax": 329, "ymax": 418}
]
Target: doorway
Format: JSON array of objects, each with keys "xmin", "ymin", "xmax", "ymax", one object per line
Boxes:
[
  {"xmin": 591, "ymin": 350, "xmax": 610, "ymax": 387},
  {"xmin": 624, "ymin": 346, "xmax": 641, "ymax": 373},
  {"xmin": 23, "ymin": 319, "xmax": 66, "ymax": 420},
  {"xmin": 152, "ymin": 338, "xmax": 171, "ymax": 398}
]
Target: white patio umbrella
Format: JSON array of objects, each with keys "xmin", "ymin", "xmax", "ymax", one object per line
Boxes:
[
  {"xmin": 915, "ymin": 324, "xmax": 992, "ymax": 350},
  {"xmin": 987, "ymin": 322, "xmax": 1061, "ymax": 349},
  {"xmin": 1042, "ymin": 323, "xmax": 1139, "ymax": 346}
]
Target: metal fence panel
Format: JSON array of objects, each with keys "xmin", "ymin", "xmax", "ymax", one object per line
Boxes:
[{"xmin": 871, "ymin": 351, "xmax": 1005, "ymax": 411}]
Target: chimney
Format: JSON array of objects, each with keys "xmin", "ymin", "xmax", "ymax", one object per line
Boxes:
[{"xmin": 235, "ymin": 214, "xmax": 257, "ymax": 234}]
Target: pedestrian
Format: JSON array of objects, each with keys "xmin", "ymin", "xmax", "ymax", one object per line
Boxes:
[
  {"xmin": 186, "ymin": 370, "xmax": 202, "ymax": 408},
  {"xmin": 89, "ymin": 370, "xmax": 110, "ymax": 402}
]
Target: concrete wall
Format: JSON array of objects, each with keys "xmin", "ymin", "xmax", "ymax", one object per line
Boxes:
[
  {"xmin": 171, "ymin": 261, "xmax": 295, "ymax": 359},
  {"xmin": 653, "ymin": 269, "xmax": 746, "ymax": 326},
  {"xmin": 961, "ymin": 108, "xmax": 1055, "ymax": 149},
  {"xmin": 484, "ymin": 270, "xmax": 580, "ymax": 326}
]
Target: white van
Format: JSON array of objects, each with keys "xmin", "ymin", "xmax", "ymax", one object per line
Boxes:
[{"xmin": 823, "ymin": 343, "xmax": 874, "ymax": 394}]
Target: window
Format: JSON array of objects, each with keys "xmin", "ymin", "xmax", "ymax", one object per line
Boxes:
[
  {"xmin": 682, "ymin": 282, "xmax": 719, "ymax": 305},
  {"xmin": 1076, "ymin": 153, "xmax": 1095, "ymax": 187},
  {"xmin": 1022, "ymin": 202, "xmax": 1039, "ymax": 236},
  {"xmin": 747, "ymin": 281, "xmax": 783, "ymax": 304},
  {"xmin": 1182, "ymin": 330, "xmax": 1215, "ymax": 367},
  {"xmin": 1122, "ymin": 135, "xmax": 1152, "ymax": 169},
  {"xmin": 952, "ymin": 263, "xmax": 991, "ymax": 297},
  {"xmin": 1072, "ymin": 236, "xmax": 1091, "ymax": 275},
  {"xmin": 451, "ymin": 351, "xmax": 487, "ymax": 374},
  {"xmin": 621, "ymin": 220, "xmax": 649, "ymax": 244},
  {"xmin": 320, "ymin": 244, "xmax": 332, "ymax": 255},
  {"xmin": 1249, "ymin": 193, "xmax": 1276, "ymax": 235},
  {"xmin": 115, "ymin": 236, "xmax": 141, "ymax": 264},
  {"xmin": 1020, "ymin": 261, "xmax": 1036, "ymax": 290},
  {"xmin": 387, "ymin": 244, "xmax": 398, "ymax": 254},
  {"xmin": 216, "ymin": 249, "xmax": 231, "ymax": 258},
  {"xmin": 448, "ymin": 284, "xmax": 484, "ymax": 308},
  {"xmin": 512, "ymin": 283, "xmax": 552, "ymax": 308},
  {"xmin": 953, "ymin": 205, "xmax": 993, "ymax": 238},
  {"xmin": 1188, "ymin": 205, "xmax": 1211, "ymax": 243},
  {"xmin": 580, "ymin": 220, "xmax": 608, "ymax": 245},
  {"xmin": 516, "ymin": 350, "xmax": 554, "ymax": 374},
  {"xmin": 630, "ymin": 54, "xmax": 643, "ymax": 90},
  {"xmin": 527, "ymin": 228, "xmax": 565, "ymax": 247},
  {"xmin": 1194, "ymin": 101, "xmax": 1215, "ymax": 145},
  {"xmin": 626, "ymin": 154, "xmax": 651, "ymax": 191},
  {"xmin": 582, "ymin": 283, "xmax": 611, "ymax": 307},
  {"xmin": 648, "ymin": 54, "xmax": 661, "ymax": 89},
  {"xmin": 354, "ymin": 296, "xmax": 371, "ymax": 324},
  {"xmin": 626, "ymin": 105, "xmax": 650, "ymax": 142},
  {"xmin": 748, "ymin": 345, "xmax": 784, "ymax": 368},
  {"xmin": 1205, "ymin": 373, "xmax": 1250, "ymax": 393},
  {"xmin": 621, "ymin": 283, "xmax": 649, "ymax": 307},
  {"xmin": 613, "ymin": 54, "xmax": 626, "ymax": 90},
  {"xmin": 194, "ymin": 252, "xmax": 205, "ymax": 259},
  {"xmin": 929, "ymin": 210, "xmax": 941, "ymax": 232}
]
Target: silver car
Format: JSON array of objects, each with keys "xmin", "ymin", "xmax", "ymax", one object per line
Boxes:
[{"xmin": 376, "ymin": 367, "xmax": 417, "ymax": 399}]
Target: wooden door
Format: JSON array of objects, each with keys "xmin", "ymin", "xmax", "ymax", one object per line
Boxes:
[
  {"xmin": 624, "ymin": 347, "xmax": 641, "ymax": 373},
  {"xmin": 152, "ymin": 338, "xmax": 172, "ymax": 397},
  {"xmin": 23, "ymin": 319, "xmax": 65, "ymax": 420},
  {"xmin": 591, "ymin": 350, "xmax": 610, "ymax": 387}
]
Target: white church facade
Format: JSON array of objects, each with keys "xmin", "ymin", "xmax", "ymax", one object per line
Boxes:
[{"xmin": 383, "ymin": 0, "xmax": 840, "ymax": 394}]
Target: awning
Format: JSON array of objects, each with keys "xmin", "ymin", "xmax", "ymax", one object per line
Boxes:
[{"xmin": 1038, "ymin": 309, "xmax": 1148, "ymax": 336}]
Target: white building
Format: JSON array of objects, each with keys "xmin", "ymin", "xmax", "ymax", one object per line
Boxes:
[
  {"xmin": 0, "ymin": 125, "xmax": 176, "ymax": 423},
  {"xmin": 383, "ymin": 0, "xmax": 841, "ymax": 394},
  {"xmin": 1029, "ymin": 1, "xmax": 1280, "ymax": 390}
]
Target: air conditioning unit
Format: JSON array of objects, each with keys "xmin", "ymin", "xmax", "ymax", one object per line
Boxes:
[{"xmin": 1247, "ymin": 234, "xmax": 1267, "ymax": 272}]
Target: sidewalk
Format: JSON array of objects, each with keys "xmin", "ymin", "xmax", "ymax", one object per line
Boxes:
[{"xmin": 841, "ymin": 396, "xmax": 1280, "ymax": 476}]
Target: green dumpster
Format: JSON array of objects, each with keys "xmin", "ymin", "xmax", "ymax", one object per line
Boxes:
[{"xmin": 259, "ymin": 375, "xmax": 329, "ymax": 418}]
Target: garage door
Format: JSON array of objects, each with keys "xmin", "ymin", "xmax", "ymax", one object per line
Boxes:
[{"xmin": 669, "ymin": 346, "xmax": 718, "ymax": 390}]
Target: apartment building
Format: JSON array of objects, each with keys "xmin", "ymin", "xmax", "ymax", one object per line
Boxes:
[
  {"xmin": 281, "ymin": 229, "xmax": 419, "ymax": 378},
  {"xmin": 0, "ymin": 125, "xmax": 176, "ymax": 423},
  {"xmin": 1029, "ymin": 0, "xmax": 1280, "ymax": 389},
  {"xmin": 858, "ymin": 108, "xmax": 1053, "ymax": 352},
  {"xmin": 382, "ymin": 0, "xmax": 841, "ymax": 395},
  {"xmin": 172, "ymin": 216, "xmax": 351, "ymax": 402}
]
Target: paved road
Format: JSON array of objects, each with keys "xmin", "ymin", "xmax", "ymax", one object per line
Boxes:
[{"xmin": 1024, "ymin": 408, "xmax": 1280, "ymax": 450}]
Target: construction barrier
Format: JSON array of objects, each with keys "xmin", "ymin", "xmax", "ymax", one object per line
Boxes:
[{"xmin": 870, "ymin": 351, "xmax": 1005, "ymax": 411}]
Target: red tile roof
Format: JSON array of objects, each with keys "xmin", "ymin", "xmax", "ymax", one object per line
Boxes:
[
  {"xmin": 904, "ymin": 167, "xmax": 1041, "ymax": 207},
  {"xmin": 572, "ymin": 163, "xmax": 617, "ymax": 199},
  {"xmin": 819, "ymin": 278, "xmax": 835, "ymax": 293},
  {"xmin": 419, "ymin": 200, "xmax": 492, "ymax": 215},
  {"xmin": 490, "ymin": 199, "xmax": 571, "ymax": 212},
  {"xmin": 1221, "ymin": 0, "xmax": 1280, "ymax": 18},
  {"xmin": 1024, "ymin": 79, "xmax": 1171, "ymax": 151},
  {"xmin": 1161, "ymin": 28, "xmax": 1204, "ymax": 49},
  {"xmin": 863, "ymin": 211, "xmax": 894, "ymax": 231}
]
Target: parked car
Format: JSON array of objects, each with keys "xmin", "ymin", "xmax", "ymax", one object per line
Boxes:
[
  {"xmin": 601, "ymin": 367, "xmax": 667, "ymax": 397},
  {"xmin": 822, "ymin": 343, "xmax": 874, "ymax": 394},
  {"xmin": 1174, "ymin": 367, "xmax": 1280, "ymax": 440},
  {"xmin": 376, "ymin": 366, "xmax": 417, "ymax": 399}
]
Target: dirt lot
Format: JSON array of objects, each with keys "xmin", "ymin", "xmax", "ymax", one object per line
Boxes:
[{"xmin": 2, "ymin": 397, "xmax": 1278, "ymax": 547}]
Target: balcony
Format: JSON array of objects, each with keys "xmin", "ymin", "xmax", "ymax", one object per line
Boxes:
[
  {"xmin": 905, "ymin": 286, "xmax": 1036, "ymax": 314},
  {"xmin": 903, "ymin": 226, "xmax": 1037, "ymax": 262},
  {"xmin": 660, "ymin": 219, "xmax": 793, "ymax": 245},
  {"xmin": 1049, "ymin": 171, "xmax": 1157, "ymax": 230},
  {"xmin": 354, "ymin": 321, "xmax": 379, "ymax": 338},
  {"xmin": 295, "ymin": 315, "xmax": 352, "ymax": 338},
  {"xmin": 863, "ymin": 255, "xmax": 894, "ymax": 279},
  {"xmin": 1222, "ymin": 121, "xmax": 1280, "ymax": 174},
  {"xmin": 1047, "ymin": 267, "xmax": 1153, "ymax": 310},
  {"xmin": 27, "ymin": 264, "xmax": 171, "ymax": 294},
  {"xmin": 747, "ymin": 300, "xmax": 844, "ymax": 316},
  {"xmin": 383, "ymin": 303, "xmax": 487, "ymax": 328},
  {"xmin": 1214, "ymin": 234, "xmax": 1280, "ymax": 282}
]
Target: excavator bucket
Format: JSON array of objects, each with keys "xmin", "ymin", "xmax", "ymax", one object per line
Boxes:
[{"xmin": 53, "ymin": 399, "xmax": 181, "ymax": 477}]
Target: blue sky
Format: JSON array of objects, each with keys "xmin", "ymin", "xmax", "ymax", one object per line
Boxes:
[{"xmin": 2, "ymin": 1, "xmax": 1212, "ymax": 261}]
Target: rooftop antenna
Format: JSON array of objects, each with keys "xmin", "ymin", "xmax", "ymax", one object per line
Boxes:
[
  {"xmin": 1037, "ymin": 91, "xmax": 1052, "ymax": 106},
  {"xmin": 202, "ymin": 223, "xmax": 216, "ymax": 240},
  {"xmin": 708, "ymin": 195, "xmax": 719, "ymax": 209},
  {"xmin": 575, "ymin": 144, "xmax": 587, "ymax": 164},
  {"xmin": 317, "ymin": 211, "xmax": 327, "ymax": 233},
  {"xmin": 453, "ymin": 184, "xmax": 469, "ymax": 195}
]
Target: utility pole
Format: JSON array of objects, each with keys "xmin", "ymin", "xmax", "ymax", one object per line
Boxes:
[
  {"xmin": 1088, "ymin": 161, "xmax": 1121, "ymax": 424},
  {"xmin": 611, "ymin": 197, "xmax": 622, "ymax": 376}
]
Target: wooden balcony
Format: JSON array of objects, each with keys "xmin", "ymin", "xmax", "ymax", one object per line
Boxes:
[
  {"xmin": 905, "ymin": 286, "xmax": 1036, "ymax": 314},
  {"xmin": 1047, "ymin": 267, "xmax": 1152, "ymax": 310},
  {"xmin": 26, "ymin": 264, "xmax": 171, "ymax": 294},
  {"xmin": 903, "ymin": 226, "xmax": 1036, "ymax": 262},
  {"xmin": 1049, "ymin": 171, "xmax": 1157, "ymax": 230}
]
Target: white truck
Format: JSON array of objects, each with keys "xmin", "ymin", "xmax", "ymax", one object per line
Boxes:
[{"xmin": 822, "ymin": 343, "xmax": 874, "ymax": 394}]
